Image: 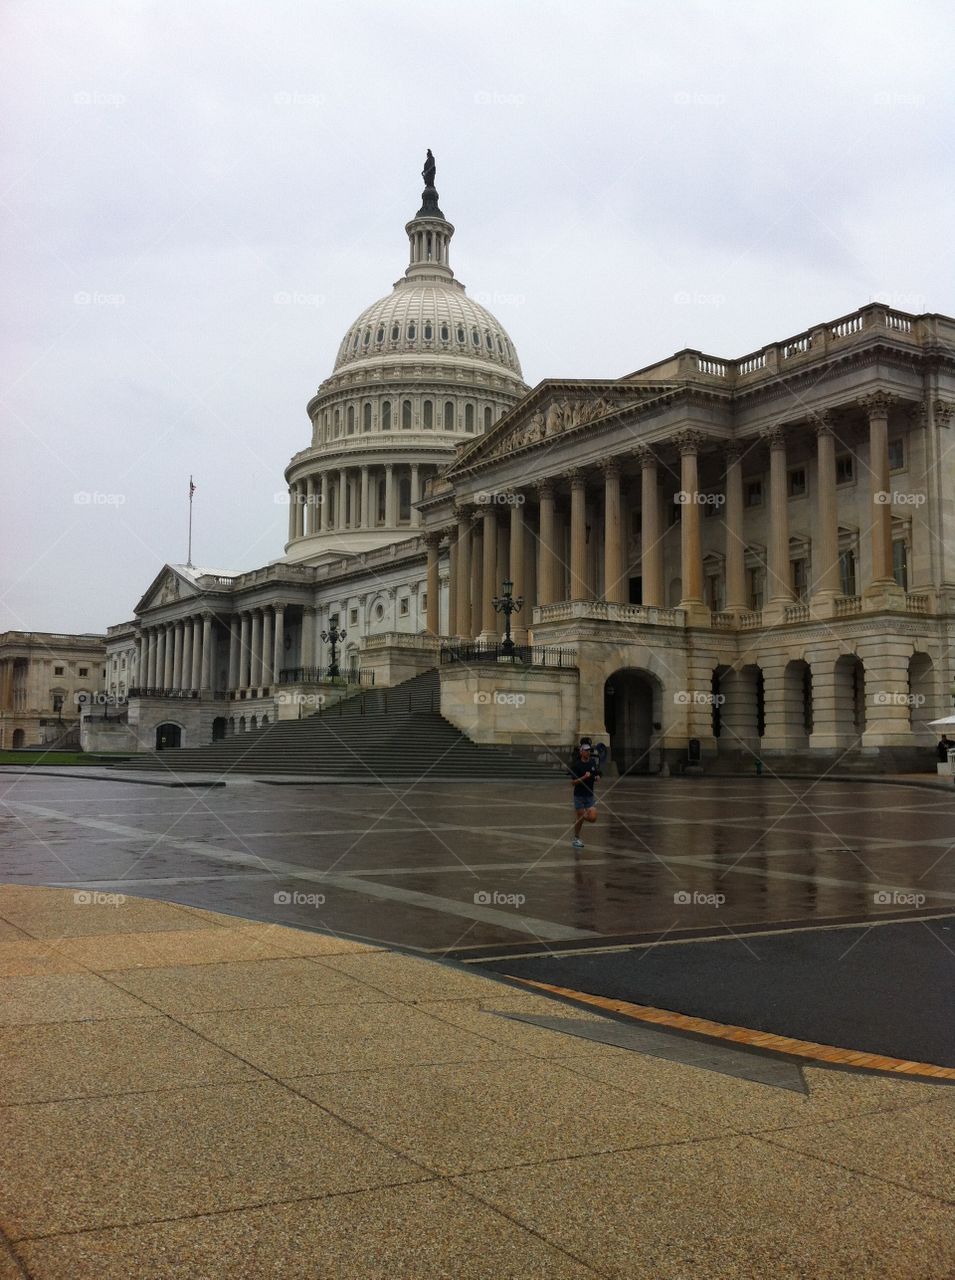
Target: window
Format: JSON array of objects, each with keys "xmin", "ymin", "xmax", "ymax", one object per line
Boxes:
[
  {"xmin": 424, "ymin": 322, "xmax": 433, "ymax": 341},
  {"xmin": 399, "ymin": 598, "xmax": 410, "ymax": 617},
  {"xmin": 465, "ymin": 403, "xmax": 475, "ymax": 432},
  {"xmin": 407, "ymin": 322, "xmax": 416, "ymax": 341},
  {"xmin": 54, "ymin": 666, "xmax": 64, "ymax": 675},
  {"xmin": 456, "ymin": 325, "xmax": 465, "ymax": 343},
  {"xmin": 485, "ymin": 330, "xmax": 493, "ymax": 349},
  {"xmin": 892, "ymin": 540, "xmax": 908, "ymax": 590},
  {"xmin": 375, "ymin": 603, "xmax": 385, "ymax": 621},
  {"xmin": 836, "ymin": 453, "xmax": 854, "ymax": 484},
  {"xmin": 381, "ymin": 400, "xmax": 391, "ymax": 431},
  {"xmin": 362, "ymin": 328, "xmax": 370, "ymax": 347},
  {"xmin": 791, "ymin": 558, "xmax": 809, "ymax": 601},
  {"xmin": 423, "ymin": 400, "xmax": 433, "ymax": 429},
  {"xmin": 399, "ymin": 476, "xmax": 411, "ymax": 521},
  {"xmin": 703, "ymin": 493, "xmax": 721, "ymax": 518},
  {"xmin": 349, "ymin": 609, "xmax": 358, "ymax": 625},
  {"xmin": 351, "ymin": 331, "xmax": 359, "ymax": 351},
  {"xmin": 444, "ymin": 400, "xmax": 455, "ymax": 430},
  {"xmin": 52, "ymin": 693, "xmax": 64, "ymax": 714},
  {"xmin": 472, "ymin": 327, "xmax": 480, "ymax": 346},
  {"xmin": 375, "ymin": 326, "xmax": 384, "ymax": 345},
  {"xmin": 787, "ymin": 467, "xmax": 807, "ymax": 498},
  {"xmin": 391, "ymin": 324, "xmax": 399, "ymax": 341},
  {"xmin": 363, "ymin": 403, "xmax": 372, "ymax": 432},
  {"xmin": 347, "ymin": 405, "xmax": 355, "ymax": 434},
  {"xmin": 421, "ymin": 592, "xmax": 427, "ymax": 610},
  {"xmin": 888, "ymin": 439, "xmax": 905, "ymax": 471},
  {"xmin": 839, "ymin": 549, "xmax": 857, "ymax": 597},
  {"xmin": 334, "ymin": 408, "xmax": 340, "ymax": 435},
  {"xmin": 484, "ymin": 406, "xmax": 492, "ymax": 431},
  {"xmin": 402, "ymin": 399, "xmax": 412, "ymax": 429},
  {"xmin": 705, "ymin": 573, "xmax": 724, "ymax": 611},
  {"xmin": 79, "ymin": 666, "xmax": 88, "ymax": 676},
  {"xmin": 745, "ymin": 480, "xmax": 763, "ymax": 507},
  {"xmin": 440, "ymin": 324, "xmax": 449, "ymax": 341},
  {"xmin": 748, "ymin": 567, "xmax": 765, "ymax": 610}
]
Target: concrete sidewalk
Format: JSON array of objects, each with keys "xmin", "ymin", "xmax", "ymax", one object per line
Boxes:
[{"xmin": 0, "ymin": 885, "xmax": 952, "ymax": 1278}]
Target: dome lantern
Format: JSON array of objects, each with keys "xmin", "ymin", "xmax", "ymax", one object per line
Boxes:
[{"xmin": 404, "ymin": 149, "xmax": 455, "ymax": 283}]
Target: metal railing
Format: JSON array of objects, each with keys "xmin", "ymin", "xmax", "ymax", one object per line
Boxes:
[
  {"xmin": 127, "ymin": 688, "xmax": 199, "ymax": 699},
  {"xmin": 440, "ymin": 643, "xmax": 577, "ymax": 669},
  {"xmin": 278, "ymin": 667, "xmax": 375, "ymax": 686}
]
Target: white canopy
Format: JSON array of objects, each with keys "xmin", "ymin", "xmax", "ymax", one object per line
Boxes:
[{"xmin": 928, "ymin": 715, "xmax": 955, "ymax": 729}]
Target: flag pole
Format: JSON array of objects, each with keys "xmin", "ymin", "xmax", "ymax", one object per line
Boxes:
[{"xmin": 187, "ymin": 476, "xmax": 195, "ymax": 568}]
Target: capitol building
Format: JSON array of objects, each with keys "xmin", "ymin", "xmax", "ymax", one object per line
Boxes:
[{"xmin": 96, "ymin": 153, "xmax": 955, "ymax": 774}]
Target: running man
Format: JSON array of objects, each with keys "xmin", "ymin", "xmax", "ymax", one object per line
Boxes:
[{"xmin": 569, "ymin": 741, "xmax": 599, "ymax": 848}]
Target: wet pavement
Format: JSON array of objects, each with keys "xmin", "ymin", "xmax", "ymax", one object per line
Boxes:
[{"xmin": 1, "ymin": 771, "xmax": 952, "ymax": 1064}]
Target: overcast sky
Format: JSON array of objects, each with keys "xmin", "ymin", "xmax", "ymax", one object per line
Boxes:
[{"xmin": 3, "ymin": 0, "xmax": 953, "ymax": 634}]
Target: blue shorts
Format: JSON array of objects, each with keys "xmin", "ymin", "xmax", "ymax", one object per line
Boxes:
[{"xmin": 574, "ymin": 794, "xmax": 596, "ymax": 811}]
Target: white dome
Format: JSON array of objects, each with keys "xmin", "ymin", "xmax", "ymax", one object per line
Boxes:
[{"xmin": 333, "ymin": 280, "xmax": 523, "ymax": 379}]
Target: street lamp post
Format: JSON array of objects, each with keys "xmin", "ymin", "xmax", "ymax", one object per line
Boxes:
[
  {"xmin": 320, "ymin": 623, "xmax": 347, "ymax": 678},
  {"xmin": 492, "ymin": 578, "xmax": 524, "ymax": 657}
]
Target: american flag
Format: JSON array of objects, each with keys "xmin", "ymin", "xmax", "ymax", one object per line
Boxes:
[{"xmin": 189, "ymin": 476, "xmax": 196, "ymax": 497}]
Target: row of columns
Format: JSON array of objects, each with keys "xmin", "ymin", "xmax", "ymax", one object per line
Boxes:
[
  {"xmin": 288, "ymin": 463, "xmax": 426, "ymax": 540},
  {"xmin": 140, "ymin": 614, "xmax": 214, "ymax": 692},
  {"xmin": 432, "ymin": 396, "xmax": 903, "ymax": 635}
]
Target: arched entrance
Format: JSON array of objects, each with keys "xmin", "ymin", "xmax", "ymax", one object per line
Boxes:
[
  {"xmin": 212, "ymin": 717, "xmax": 227, "ymax": 742},
  {"xmin": 12, "ymin": 729, "xmax": 25, "ymax": 749},
  {"xmin": 603, "ymin": 669, "xmax": 659, "ymax": 775},
  {"xmin": 155, "ymin": 723, "xmax": 182, "ymax": 751}
]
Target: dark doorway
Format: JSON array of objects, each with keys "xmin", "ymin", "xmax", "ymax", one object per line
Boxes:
[
  {"xmin": 604, "ymin": 669, "xmax": 657, "ymax": 774},
  {"xmin": 628, "ymin": 577, "xmax": 642, "ymax": 604},
  {"xmin": 212, "ymin": 717, "xmax": 227, "ymax": 742},
  {"xmin": 155, "ymin": 723, "xmax": 181, "ymax": 751}
]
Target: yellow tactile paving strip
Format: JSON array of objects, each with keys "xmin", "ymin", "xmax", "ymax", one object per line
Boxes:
[{"xmin": 508, "ymin": 977, "xmax": 955, "ymax": 1081}]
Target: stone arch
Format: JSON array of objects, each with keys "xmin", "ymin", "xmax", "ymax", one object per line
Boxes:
[
  {"xmin": 12, "ymin": 728, "xmax": 25, "ymax": 748},
  {"xmin": 908, "ymin": 651, "xmax": 935, "ymax": 736},
  {"xmin": 155, "ymin": 722, "xmax": 183, "ymax": 751},
  {"xmin": 718, "ymin": 664, "xmax": 763, "ymax": 754},
  {"xmin": 780, "ymin": 658, "xmax": 813, "ymax": 747},
  {"xmin": 834, "ymin": 653, "xmax": 866, "ymax": 740},
  {"xmin": 212, "ymin": 716, "xmax": 227, "ymax": 742},
  {"xmin": 603, "ymin": 666, "xmax": 665, "ymax": 775}
]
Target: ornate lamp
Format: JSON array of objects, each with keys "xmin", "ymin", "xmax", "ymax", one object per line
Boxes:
[
  {"xmin": 320, "ymin": 623, "xmax": 347, "ymax": 678},
  {"xmin": 491, "ymin": 578, "xmax": 524, "ymax": 656}
]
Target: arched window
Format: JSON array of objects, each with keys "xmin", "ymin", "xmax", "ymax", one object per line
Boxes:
[
  {"xmin": 424, "ymin": 321, "xmax": 433, "ymax": 341},
  {"xmin": 440, "ymin": 324, "xmax": 449, "ymax": 341},
  {"xmin": 399, "ymin": 475, "xmax": 411, "ymax": 521},
  {"xmin": 377, "ymin": 478, "xmax": 386, "ymax": 523},
  {"xmin": 408, "ymin": 322, "xmax": 416, "ymax": 341},
  {"xmin": 457, "ymin": 325, "xmax": 465, "ymax": 343},
  {"xmin": 423, "ymin": 400, "xmax": 433, "ymax": 429},
  {"xmin": 496, "ymin": 336, "xmax": 504, "ymax": 354},
  {"xmin": 484, "ymin": 406, "xmax": 492, "ymax": 430},
  {"xmin": 363, "ymin": 402, "xmax": 372, "ymax": 432},
  {"xmin": 334, "ymin": 408, "xmax": 340, "ymax": 436},
  {"xmin": 485, "ymin": 330, "xmax": 493, "ymax": 349},
  {"xmin": 351, "ymin": 331, "xmax": 359, "ymax": 351},
  {"xmin": 472, "ymin": 327, "xmax": 480, "ymax": 346},
  {"xmin": 444, "ymin": 400, "xmax": 455, "ymax": 430},
  {"xmin": 347, "ymin": 405, "xmax": 355, "ymax": 434},
  {"xmin": 381, "ymin": 400, "xmax": 391, "ymax": 431},
  {"xmin": 391, "ymin": 324, "xmax": 399, "ymax": 341},
  {"xmin": 465, "ymin": 403, "xmax": 475, "ymax": 432},
  {"xmin": 375, "ymin": 326, "xmax": 384, "ymax": 345},
  {"xmin": 402, "ymin": 399, "xmax": 412, "ymax": 429},
  {"xmin": 362, "ymin": 328, "xmax": 370, "ymax": 347}
]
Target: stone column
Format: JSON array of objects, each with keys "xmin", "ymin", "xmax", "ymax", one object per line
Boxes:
[
  {"xmin": 338, "ymin": 468, "xmax": 348, "ymax": 529},
  {"xmin": 862, "ymin": 393, "xmax": 903, "ymax": 602},
  {"xmin": 410, "ymin": 463, "xmax": 421, "ymax": 527},
  {"xmin": 249, "ymin": 609, "xmax": 262, "ymax": 690},
  {"xmin": 765, "ymin": 427, "xmax": 793, "ymax": 610},
  {"xmin": 638, "ymin": 449, "xmax": 663, "ymax": 608},
  {"xmin": 509, "ymin": 494, "xmax": 527, "ymax": 643},
  {"xmin": 723, "ymin": 443, "xmax": 746, "ymax": 612},
  {"xmin": 812, "ymin": 414, "xmax": 841, "ymax": 607},
  {"xmin": 171, "ymin": 623, "xmax": 183, "ymax": 690},
  {"xmin": 470, "ymin": 516, "xmax": 483, "ymax": 642},
  {"xmin": 305, "ymin": 477, "xmax": 316, "ymax": 536},
  {"xmin": 677, "ymin": 433, "xmax": 706, "ymax": 614},
  {"xmin": 287, "ymin": 486, "xmax": 296, "ymax": 542},
  {"xmin": 239, "ymin": 612, "xmax": 251, "ymax": 690},
  {"xmin": 569, "ymin": 471, "xmax": 589, "ymax": 600},
  {"xmin": 261, "ymin": 607, "xmax": 274, "ymax": 686},
  {"xmin": 602, "ymin": 460, "xmax": 626, "ymax": 604},
  {"xmin": 425, "ymin": 535, "xmax": 441, "ymax": 636},
  {"xmin": 302, "ymin": 606, "xmax": 316, "ymax": 668},
  {"xmin": 455, "ymin": 506, "xmax": 472, "ymax": 639},
  {"xmin": 181, "ymin": 621, "xmax": 193, "ymax": 691},
  {"xmin": 481, "ymin": 507, "xmax": 498, "ymax": 638},
  {"xmin": 447, "ymin": 529, "xmax": 458, "ymax": 638},
  {"xmin": 190, "ymin": 617, "xmax": 202, "ymax": 690},
  {"xmin": 145, "ymin": 629, "xmax": 157, "ymax": 687},
  {"xmin": 227, "ymin": 619, "xmax": 240, "ymax": 691},
  {"xmin": 495, "ymin": 519, "xmax": 510, "ymax": 636},
  {"xmin": 162, "ymin": 626, "xmax": 174, "ymax": 689},
  {"xmin": 360, "ymin": 466, "xmax": 370, "ymax": 529},
  {"xmin": 272, "ymin": 604, "xmax": 285, "ymax": 683},
  {"xmin": 320, "ymin": 473, "xmax": 329, "ymax": 532},
  {"xmin": 537, "ymin": 481, "xmax": 559, "ymax": 607},
  {"xmin": 297, "ymin": 484, "xmax": 307, "ymax": 538},
  {"xmin": 524, "ymin": 519, "xmax": 538, "ymax": 627},
  {"xmin": 386, "ymin": 464, "xmax": 398, "ymax": 527},
  {"xmin": 200, "ymin": 613, "xmax": 213, "ymax": 691}
]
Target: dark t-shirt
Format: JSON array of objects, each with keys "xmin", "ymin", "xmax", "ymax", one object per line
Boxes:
[{"xmin": 570, "ymin": 758, "xmax": 598, "ymax": 801}]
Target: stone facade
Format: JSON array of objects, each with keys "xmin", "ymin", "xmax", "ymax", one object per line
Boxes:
[{"xmin": 0, "ymin": 632, "xmax": 107, "ymax": 749}]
